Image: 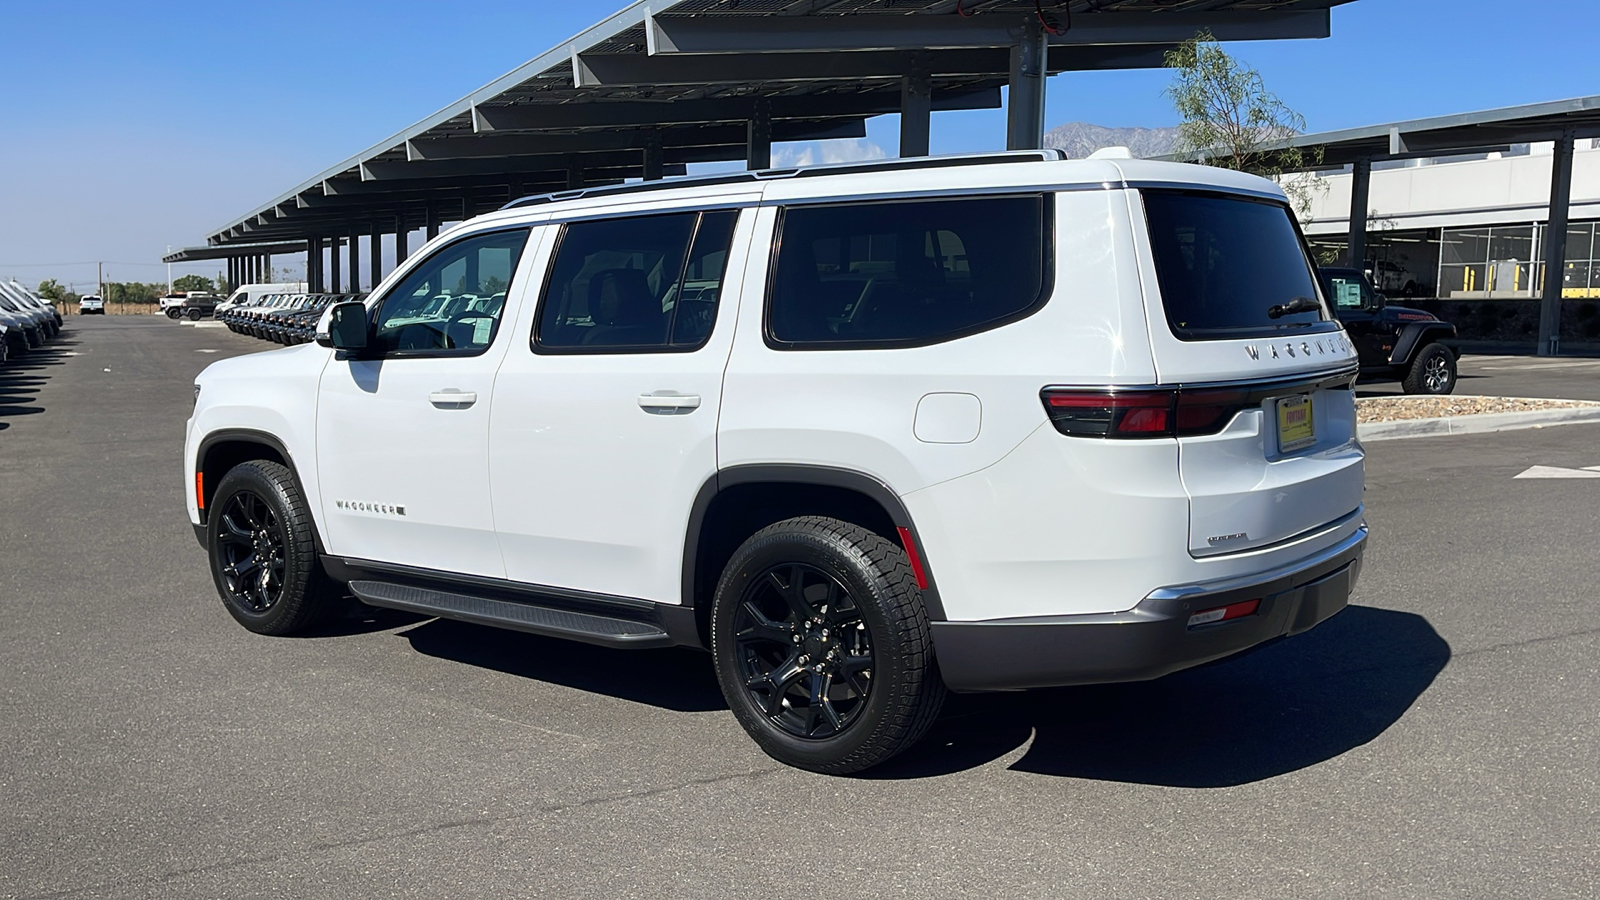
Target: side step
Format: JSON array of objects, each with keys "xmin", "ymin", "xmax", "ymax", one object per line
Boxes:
[{"xmin": 348, "ymin": 580, "xmax": 674, "ymax": 649}]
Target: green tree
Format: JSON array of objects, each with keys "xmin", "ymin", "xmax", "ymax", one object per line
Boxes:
[
  {"xmin": 103, "ymin": 282, "xmax": 165, "ymax": 304},
  {"xmin": 172, "ymin": 274, "xmax": 215, "ymax": 293},
  {"xmin": 37, "ymin": 279, "xmax": 78, "ymax": 303},
  {"xmin": 1165, "ymin": 32, "xmax": 1325, "ymax": 216}
]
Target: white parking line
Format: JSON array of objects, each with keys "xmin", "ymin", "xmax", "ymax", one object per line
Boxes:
[{"xmin": 1474, "ymin": 360, "xmax": 1600, "ymax": 371}]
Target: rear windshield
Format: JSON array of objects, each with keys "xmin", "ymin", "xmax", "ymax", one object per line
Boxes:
[{"xmin": 1142, "ymin": 190, "xmax": 1329, "ymax": 341}]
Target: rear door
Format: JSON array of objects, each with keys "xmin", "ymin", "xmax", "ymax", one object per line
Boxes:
[
  {"xmin": 487, "ymin": 202, "xmax": 754, "ymax": 603},
  {"xmin": 1130, "ymin": 188, "xmax": 1364, "ymax": 557}
]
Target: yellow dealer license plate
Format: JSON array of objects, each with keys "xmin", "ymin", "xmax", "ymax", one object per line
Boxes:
[{"xmin": 1277, "ymin": 394, "xmax": 1315, "ymax": 452}]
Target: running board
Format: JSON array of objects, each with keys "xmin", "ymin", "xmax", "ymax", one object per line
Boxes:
[{"xmin": 347, "ymin": 580, "xmax": 675, "ymax": 649}]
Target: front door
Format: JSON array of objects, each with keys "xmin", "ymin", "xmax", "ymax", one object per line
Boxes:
[
  {"xmin": 489, "ymin": 204, "xmax": 753, "ymax": 603},
  {"xmin": 1327, "ymin": 271, "xmax": 1388, "ymax": 368},
  {"xmin": 316, "ymin": 225, "xmax": 540, "ymax": 578}
]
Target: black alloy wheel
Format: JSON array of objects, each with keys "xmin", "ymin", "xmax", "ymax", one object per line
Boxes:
[
  {"xmin": 207, "ymin": 460, "xmax": 338, "ymax": 635},
  {"xmin": 711, "ymin": 516, "xmax": 945, "ymax": 774},
  {"xmin": 214, "ymin": 489, "xmax": 288, "ymax": 614},
  {"xmin": 187, "ymin": 308, "xmax": 203, "ymax": 321},
  {"xmin": 733, "ymin": 562, "xmax": 875, "ymax": 740}
]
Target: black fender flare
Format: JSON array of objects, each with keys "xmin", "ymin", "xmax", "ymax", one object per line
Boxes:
[
  {"xmin": 681, "ymin": 464, "xmax": 948, "ymax": 623},
  {"xmin": 194, "ymin": 429, "xmax": 325, "ymax": 554},
  {"xmin": 1389, "ymin": 322, "xmax": 1456, "ymax": 366}
]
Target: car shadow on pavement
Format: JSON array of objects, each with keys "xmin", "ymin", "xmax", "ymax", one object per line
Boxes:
[
  {"xmin": 398, "ymin": 618, "xmax": 727, "ymax": 713},
  {"xmin": 868, "ymin": 605, "xmax": 1449, "ymax": 785}
]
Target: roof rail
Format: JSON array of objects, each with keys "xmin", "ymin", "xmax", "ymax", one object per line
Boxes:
[{"xmin": 501, "ymin": 149, "xmax": 1066, "ymax": 211}]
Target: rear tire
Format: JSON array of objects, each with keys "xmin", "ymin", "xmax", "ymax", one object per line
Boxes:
[
  {"xmin": 710, "ymin": 516, "xmax": 945, "ymax": 774},
  {"xmin": 206, "ymin": 460, "xmax": 339, "ymax": 635},
  {"xmin": 166, "ymin": 308, "xmax": 182, "ymax": 320},
  {"xmin": 1402, "ymin": 342, "xmax": 1456, "ymax": 395}
]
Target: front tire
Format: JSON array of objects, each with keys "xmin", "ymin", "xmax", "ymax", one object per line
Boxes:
[
  {"xmin": 166, "ymin": 308, "xmax": 182, "ymax": 320},
  {"xmin": 186, "ymin": 308, "xmax": 202, "ymax": 321},
  {"xmin": 206, "ymin": 460, "xmax": 338, "ymax": 635},
  {"xmin": 1402, "ymin": 342, "xmax": 1456, "ymax": 394},
  {"xmin": 710, "ymin": 516, "xmax": 945, "ymax": 774}
]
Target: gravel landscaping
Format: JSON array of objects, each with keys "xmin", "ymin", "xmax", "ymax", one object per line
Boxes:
[{"xmin": 1356, "ymin": 394, "xmax": 1600, "ymax": 423}]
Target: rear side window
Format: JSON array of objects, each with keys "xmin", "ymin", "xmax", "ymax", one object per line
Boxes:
[
  {"xmin": 1142, "ymin": 190, "xmax": 1329, "ymax": 341},
  {"xmin": 767, "ymin": 195, "xmax": 1051, "ymax": 349},
  {"xmin": 535, "ymin": 210, "xmax": 739, "ymax": 353}
]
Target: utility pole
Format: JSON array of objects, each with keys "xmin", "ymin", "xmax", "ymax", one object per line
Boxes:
[{"xmin": 97, "ymin": 262, "xmax": 103, "ymax": 299}]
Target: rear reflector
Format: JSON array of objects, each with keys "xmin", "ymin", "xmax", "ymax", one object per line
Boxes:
[
  {"xmin": 895, "ymin": 527, "xmax": 929, "ymax": 591},
  {"xmin": 1042, "ymin": 387, "xmax": 1256, "ymax": 439},
  {"xmin": 1187, "ymin": 598, "xmax": 1261, "ymax": 628}
]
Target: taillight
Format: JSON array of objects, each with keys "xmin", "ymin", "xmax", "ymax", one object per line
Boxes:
[{"xmin": 1042, "ymin": 387, "xmax": 1256, "ymax": 439}]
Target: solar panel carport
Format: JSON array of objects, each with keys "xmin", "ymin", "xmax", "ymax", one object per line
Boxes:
[
  {"xmin": 165, "ymin": 0, "xmax": 1354, "ymax": 293},
  {"xmin": 1271, "ymin": 96, "xmax": 1600, "ymax": 355}
]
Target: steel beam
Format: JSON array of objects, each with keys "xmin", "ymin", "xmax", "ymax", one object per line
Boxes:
[
  {"xmin": 644, "ymin": 10, "xmax": 1328, "ymax": 54},
  {"xmin": 1538, "ymin": 129, "xmax": 1578, "ymax": 356},
  {"xmin": 472, "ymin": 88, "xmax": 1000, "ymax": 132},
  {"xmin": 360, "ymin": 142, "xmax": 767, "ymax": 180},
  {"xmin": 1347, "ymin": 156, "xmax": 1371, "ymax": 269},
  {"xmin": 572, "ymin": 44, "xmax": 1169, "ymax": 87},
  {"xmin": 1006, "ymin": 16, "xmax": 1047, "ymax": 151},
  {"xmin": 405, "ymin": 119, "xmax": 866, "ymax": 162}
]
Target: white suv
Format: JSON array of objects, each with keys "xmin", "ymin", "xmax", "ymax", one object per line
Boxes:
[{"xmin": 185, "ymin": 151, "xmax": 1367, "ymax": 774}]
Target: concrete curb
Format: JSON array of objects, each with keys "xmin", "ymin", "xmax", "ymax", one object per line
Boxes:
[{"xmin": 1358, "ymin": 405, "xmax": 1600, "ymax": 442}]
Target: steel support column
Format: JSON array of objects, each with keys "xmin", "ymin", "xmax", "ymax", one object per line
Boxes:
[
  {"xmin": 305, "ymin": 239, "xmax": 317, "ymax": 291},
  {"xmin": 566, "ymin": 161, "xmax": 584, "ymax": 190},
  {"xmin": 1006, "ymin": 15, "xmax": 1047, "ymax": 151},
  {"xmin": 330, "ymin": 237, "xmax": 342, "ymax": 296},
  {"xmin": 900, "ymin": 58, "xmax": 932, "ymax": 158},
  {"xmin": 1538, "ymin": 129, "xmax": 1578, "ymax": 356},
  {"xmin": 643, "ymin": 134, "xmax": 665, "ymax": 181},
  {"xmin": 747, "ymin": 99, "xmax": 772, "ymax": 170},
  {"xmin": 345, "ymin": 229, "xmax": 358, "ymax": 292},
  {"xmin": 370, "ymin": 222, "xmax": 382, "ymax": 289},
  {"xmin": 396, "ymin": 213, "xmax": 409, "ymax": 264},
  {"xmin": 1347, "ymin": 156, "xmax": 1372, "ymax": 269},
  {"xmin": 425, "ymin": 198, "xmax": 439, "ymax": 241}
]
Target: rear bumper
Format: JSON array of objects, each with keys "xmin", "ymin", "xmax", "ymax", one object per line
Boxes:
[{"xmin": 932, "ymin": 524, "xmax": 1367, "ymax": 692}]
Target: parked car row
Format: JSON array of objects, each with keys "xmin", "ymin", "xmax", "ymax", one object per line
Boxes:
[
  {"xmin": 0, "ymin": 281, "xmax": 65, "ymax": 365},
  {"xmin": 217, "ymin": 293, "xmax": 363, "ymax": 345}
]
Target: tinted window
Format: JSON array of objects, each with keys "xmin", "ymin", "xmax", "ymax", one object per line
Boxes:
[
  {"xmin": 1318, "ymin": 268, "xmax": 1374, "ymax": 310},
  {"xmin": 767, "ymin": 195, "xmax": 1049, "ymax": 348},
  {"xmin": 370, "ymin": 228, "xmax": 530, "ymax": 355},
  {"xmin": 1142, "ymin": 191, "xmax": 1328, "ymax": 340},
  {"xmin": 535, "ymin": 210, "xmax": 738, "ymax": 352}
]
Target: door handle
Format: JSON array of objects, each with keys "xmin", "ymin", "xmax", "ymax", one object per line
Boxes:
[
  {"xmin": 429, "ymin": 389, "xmax": 478, "ymax": 409},
  {"xmin": 637, "ymin": 392, "xmax": 701, "ymax": 414}
]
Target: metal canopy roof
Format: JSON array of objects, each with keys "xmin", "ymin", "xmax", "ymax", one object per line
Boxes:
[
  {"xmin": 1284, "ymin": 95, "xmax": 1600, "ymax": 166},
  {"xmin": 197, "ymin": 0, "xmax": 1353, "ymax": 251}
]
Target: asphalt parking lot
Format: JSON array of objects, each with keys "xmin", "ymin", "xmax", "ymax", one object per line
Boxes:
[
  {"xmin": 1359, "ymin": 351, "xmax": 1600, "ymax": 401},
  {"xmin": 3, "ymin": 318, "xmax": 1597, "ymax": 900}
]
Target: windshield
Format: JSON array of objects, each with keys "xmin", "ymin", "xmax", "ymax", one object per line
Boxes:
[{"xmin": 1142, "ymin": 190, "xmax": 1330, "ymax": 341}]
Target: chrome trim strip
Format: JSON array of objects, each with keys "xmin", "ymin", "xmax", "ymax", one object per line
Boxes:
[{"xmin": 1147, "ymin": 523, "xmax": 1368, "ymax": 602}]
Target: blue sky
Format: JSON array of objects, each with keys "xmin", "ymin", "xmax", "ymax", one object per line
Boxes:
[{"xmin": 1, "ymin": 0, "xmax": 1596, "ymax": 290}]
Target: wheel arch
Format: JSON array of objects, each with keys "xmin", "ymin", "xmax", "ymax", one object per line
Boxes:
[
  {"xmin": 196, "ymin": 429, "xmax": 326, "ymax": 554},
  {"xmin": 1388, "ymin": 322, "xmax": 1456, "ymax": 366},
  {"xmin": 682, "ymin": 464, "xmax": 947, "ymax": 649}
]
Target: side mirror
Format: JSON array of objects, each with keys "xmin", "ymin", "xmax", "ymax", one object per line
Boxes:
[
  {"xmin": 1371, "ymin": 292, "xmax": 1388, "ymax": 310},
  {"xmin": 315, "ymin": 301, "xmax": 369, "ymax": 351}
]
